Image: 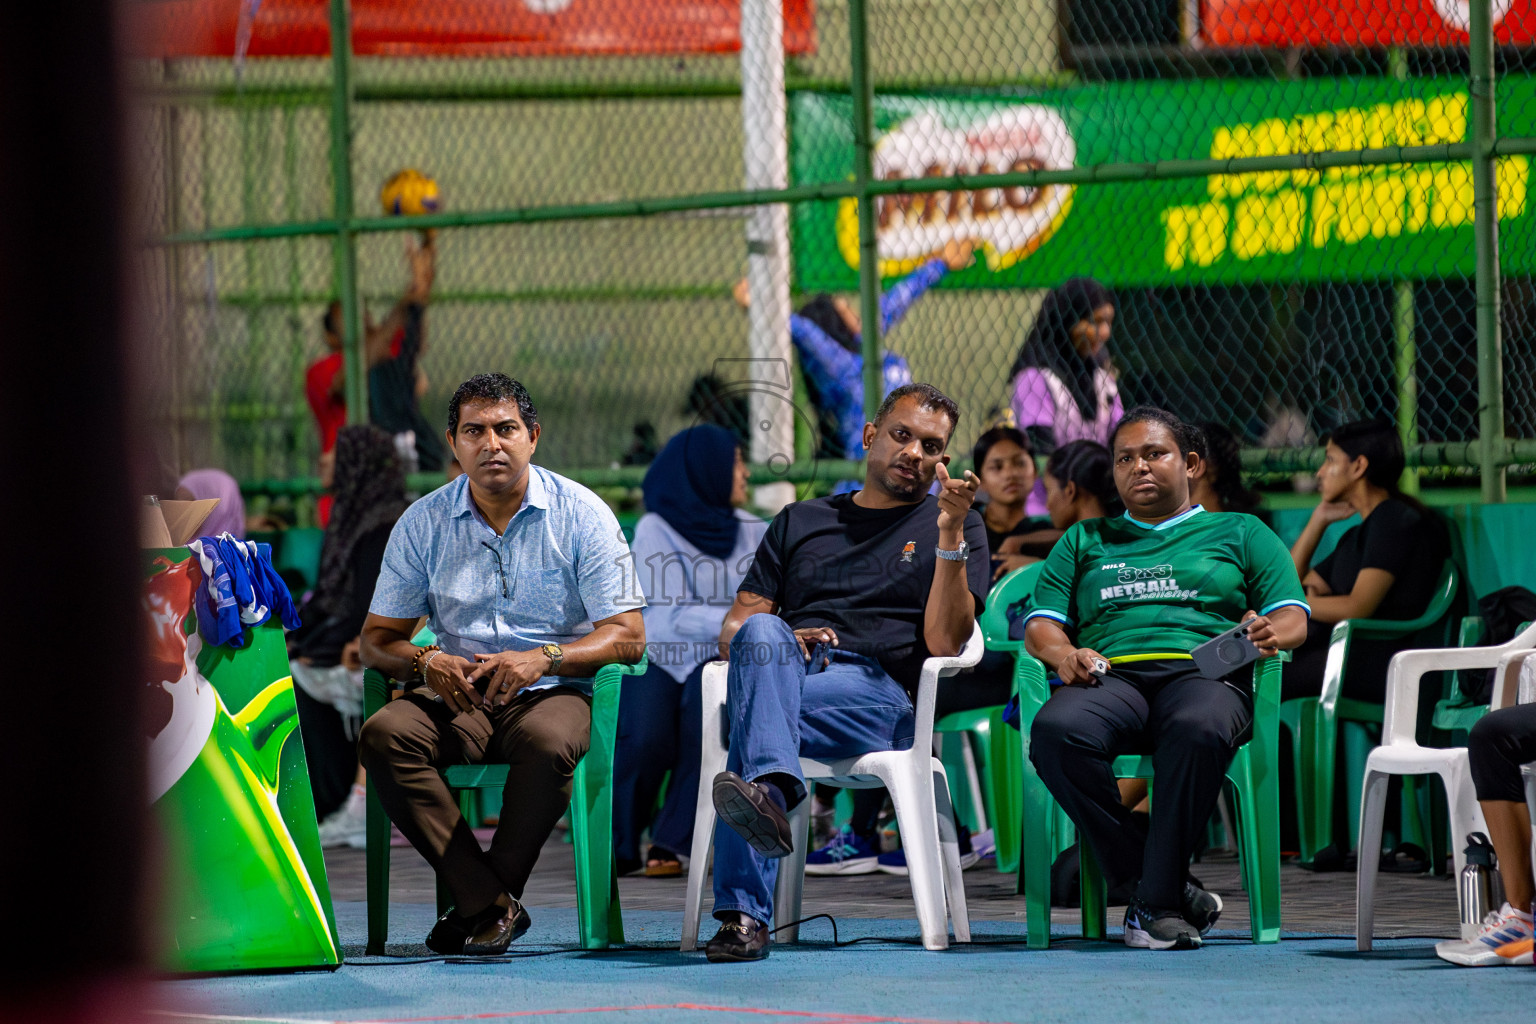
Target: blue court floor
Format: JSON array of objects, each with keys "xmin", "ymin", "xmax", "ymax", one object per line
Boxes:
[{"xmin": 153, "ymin": 839, "xmax": 1527, "ymax": 1024}]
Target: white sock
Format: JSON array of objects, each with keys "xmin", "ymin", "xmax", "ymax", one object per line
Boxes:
[
  {"xmin": 346, "ymin": 784, "xmax": 367, "ymax": 811},
  {"xmin": 1508, "ymin": 904, "xmax": 1533, "ymax": 923}
]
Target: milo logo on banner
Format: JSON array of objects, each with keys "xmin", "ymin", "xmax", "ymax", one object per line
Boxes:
[{"xmin": 835, "ymin": 106, "xmax": 1078, "ymax": 275}]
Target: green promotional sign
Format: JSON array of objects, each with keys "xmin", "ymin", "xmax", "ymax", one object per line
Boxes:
[
  {"xmin": 790, "ymin": 78, "xmax": 1536, "ymax": 291},
  {"xmin": 144, "ymin": 548, "xmax": 340, "ymax": 973}
]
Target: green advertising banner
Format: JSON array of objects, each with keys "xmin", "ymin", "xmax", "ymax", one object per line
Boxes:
[
  {"xmin": 790, "ymin": 78, "xmax": 1536, "ymax": 291},
  {"xmin": 144, "ymin": 548, "xmax": 340, "ymax": 973}
]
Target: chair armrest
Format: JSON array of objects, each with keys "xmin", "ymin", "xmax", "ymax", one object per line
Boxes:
[
  {"xmin": 1492, "ymin": 648, "xmax": 1536, "ymax": 712},
  {"xmin": 1319, "ymin": 613, "xmax": 1447, "ymax": 718},
  {"xmin": 364, "ymin": 668, "xmax": 393, "ymax": 720},
  {"xmin": 911, "ymin": 624, "xmax": 985, "ymax": 753},
  {"xmin": 592, "ymin": 654, "xmax": 649, "ymax": 695},
  {"xmin": 1382, "ymin": 637, "xmax": 1536, "ymax": 744}
]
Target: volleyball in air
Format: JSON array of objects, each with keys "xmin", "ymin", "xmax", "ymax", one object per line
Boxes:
[{"xmin": 379, "ymin": 169, "xmax": 441, "ymax": 217}]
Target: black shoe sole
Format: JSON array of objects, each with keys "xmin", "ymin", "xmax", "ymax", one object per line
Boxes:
[
  {"xmin": 462, "ymin": 908, "xmax": 532, "ymax": 956},
  {"xmin": 712, "ymin": 773, "xmax": 793, "ymax": 858}
]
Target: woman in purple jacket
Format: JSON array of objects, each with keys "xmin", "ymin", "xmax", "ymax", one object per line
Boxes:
[{"xmin": 1008, "ymin": 278, "xmax": 1122, "ymax": 515}]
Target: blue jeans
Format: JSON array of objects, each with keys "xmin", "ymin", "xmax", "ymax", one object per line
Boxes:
[
  {"xmin": 611, "ymin": 661, "xmax": 704, "ymax": 865},
  {"xmin": 712, "ymin": 614, "xmax": 915, "ymax": 925}
]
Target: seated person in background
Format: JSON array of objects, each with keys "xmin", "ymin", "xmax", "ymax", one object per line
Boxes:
[
  {"xmin": 1285, "ymin": 419, "xmax": 1451, "ymax": 704},
  {"xmin": 613, "ymin": 425, "xmax": 766, "ymax": 878},
  {"xmin": 1025, "ymin": 406, "xmax": 1309, "ymax": 950},
  {"xmin": 1190, "ymin": 421, "xmax": 1262, "ymax": 516},
  {"xmin": 1008, "ymin": 277, "xmax": 1121, "ymax": 516},
  {"xmin": 974, "ymin": 423, "xmax": 1058, "ymax": 584},
  {"xmin": 703, "ymin": 384, "xmax": 987, "ymax": 962},
  {"xmin": 358, "ymin": 374, "xmax": 646, "ymax": 956},
  {"xmin": 1436, "ymin": 701, "xmax": 1535, "ymax": 966},
  {"xmin": 287, "ymin": 425, "xmax": 407, "ymax": 847},
  {"xmin": 1042, "ymin": 438, "xmax": 1122, "ymax": 530}
]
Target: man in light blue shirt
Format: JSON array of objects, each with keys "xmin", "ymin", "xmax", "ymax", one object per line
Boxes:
[{"xmin": 360, "ymin": 373, "xmax": 645, "ymax": 956}]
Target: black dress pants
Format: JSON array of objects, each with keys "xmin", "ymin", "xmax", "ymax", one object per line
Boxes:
[{"xmin": 1029, "ymin": 659, "xmax": 1254, "ymax": 909}]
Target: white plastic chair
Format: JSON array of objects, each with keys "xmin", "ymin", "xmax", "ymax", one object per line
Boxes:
[
  {"xmin": 1356, "ymin": 621, "xmax": 1536, "ymax": 949},
  {"xmin": 680, "ymin": 623, "xmax": 985, "ymax": 952}
]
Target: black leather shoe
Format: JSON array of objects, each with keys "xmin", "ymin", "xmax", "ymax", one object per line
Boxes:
[
  {"xmin": 705, "ymin": 913, "xmax": 769, "ymax": 963},
  {"xmin": 712, "ymin": 771, "xmax": 794, "ymax": 858},
  {"xmin": 424, "ymin": 906, "xmax": 475, "ymax": 954},
  {"xmin": 461, "ymin": 896, "xmax": 533, "ymax": 956}
]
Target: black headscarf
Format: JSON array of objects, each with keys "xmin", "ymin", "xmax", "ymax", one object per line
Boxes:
[
  {"xmin": 641, "ymin": 425, "xmax": 740, "ymax": 559},
  {"xmin": 1008, "ymin": 277, "xmax": 1116, "ymax": 422},
  {"xmin": 312, "ymin": 425, "xmax": 407, "ymax": 617}
]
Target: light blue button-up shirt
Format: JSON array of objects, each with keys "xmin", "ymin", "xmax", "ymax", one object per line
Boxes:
[{"xmin": 370, "ymin": 466, "xmax": 644, "ymax": 694}]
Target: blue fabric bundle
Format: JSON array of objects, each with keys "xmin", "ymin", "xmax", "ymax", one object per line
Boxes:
[{"xmin": 187, "ymin": 534, "xmax": 302, "ymax": 648}]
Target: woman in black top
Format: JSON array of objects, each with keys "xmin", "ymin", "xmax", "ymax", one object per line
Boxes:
[
  {"xmin": 1285, "ymin": 420, "xmax": 1450, "ymax": 703},
  {"xmin": 974, "ymin": 424, "xmax": 1057, "ymax": 585},
  {"xmin": 289, "ymin": 425, "xmax": 409, "ymax": 838}
]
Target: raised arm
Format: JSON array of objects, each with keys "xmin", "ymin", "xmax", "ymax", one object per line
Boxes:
[{"xmin": 923, "ymin": 464, "xmax": 982, "ymax": 658}]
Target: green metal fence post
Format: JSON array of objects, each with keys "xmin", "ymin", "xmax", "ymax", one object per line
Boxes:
[
  {"xmin": 328, "ymin": 0, "xmax": 365, "ymax": 426},
  {"xmin": 1388, "ymin": 47, "xmax": 1420, "ymax": 497},
  {"xmin": 1471, "ymin": 0, "xmax": 1506, "ymax": 503},
  {"xmin": 847, "ymin": 0, "xmax": 883, "ymax": 428}
]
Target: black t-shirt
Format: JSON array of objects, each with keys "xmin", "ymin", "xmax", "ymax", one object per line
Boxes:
[
  {"xmin": 1315, "ymin": 498, "xmax": 1449, "ymax": 621},
  {"xmin": 739, "ymin": 492, "xmax": 989, "ymax": 693},
  {"xmin": 984, "ymin": 512, "xmax": 1056, "ymax": 562}
]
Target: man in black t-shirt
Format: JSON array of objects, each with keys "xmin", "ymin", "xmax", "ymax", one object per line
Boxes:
[{"xmin": 700, "ymin": 384, "xmax": 989, "ymax": 963}]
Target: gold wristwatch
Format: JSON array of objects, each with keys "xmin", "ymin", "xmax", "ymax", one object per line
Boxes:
[{"xmin": 540, "ymin": 643, "xmax": 564, "ymax": 674}]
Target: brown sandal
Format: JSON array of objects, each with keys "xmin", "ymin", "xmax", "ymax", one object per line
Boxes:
[{"xmin": 643, "ymin": 845, "xmax": 683, "ymax": 877}]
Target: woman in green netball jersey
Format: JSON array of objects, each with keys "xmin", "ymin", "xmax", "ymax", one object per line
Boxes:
[{"xmin": 1024, "ymin": 406, "xmax": 1310, "ymax": 950}]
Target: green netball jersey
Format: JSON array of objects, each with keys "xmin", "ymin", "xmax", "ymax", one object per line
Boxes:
[{"xmin": 1024, "ymin": 506, "xmax": 1310, "ymax": 663}]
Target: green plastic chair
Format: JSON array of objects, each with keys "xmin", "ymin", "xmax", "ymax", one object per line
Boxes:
[
  {"xmin": 275, "ymin": 527, "xmax": 325, "ymax": 591},
  {"xmin": 1014, "ymin": 639, "xmax": 1286, "ymax": 949},
  {"xmin": 951, "ymin": 563, "xmax": 1043, "ymax": 875},
  {"xmin": 1286, "ymin": 561, "xmax": 1461, "ymax": 865},
  {"xmin": 362, "ymin": 654, "xmax": 648, "ymax": 954}
]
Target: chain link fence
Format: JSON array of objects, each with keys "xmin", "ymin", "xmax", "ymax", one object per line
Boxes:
[{"xmin": 130, "ymin": 0, "xmax": 1536, "ymax": 508}]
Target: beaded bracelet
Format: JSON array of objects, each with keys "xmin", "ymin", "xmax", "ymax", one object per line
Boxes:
[{"xmin": 410, "ymin": 643, "xmax": 442, "ymax": 679}]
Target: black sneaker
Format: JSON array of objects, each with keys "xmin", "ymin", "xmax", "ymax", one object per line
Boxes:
[
  {"xmin": 711, "ymin": 771, "xmax": 794, "ymax": 858},
  {"xmin": 1124, "ymin": 897, "xmax": 1202, "ymax": 950},
  {"xmin": 704, "ymin": 912, "xmax": 770, "ymax": 963},
  {"xmin": 1180, "ymin": 882, "xmax": 1223, "ymax": 936}
]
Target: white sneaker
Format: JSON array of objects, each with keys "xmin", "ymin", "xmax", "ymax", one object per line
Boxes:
[
  {"xmin": 1435, "ymin": 903, "xmax": 1534, "ymax": 966},
  {"xmin": 316, "ymin": 797, "xmax": 368, "ymax": 849}
]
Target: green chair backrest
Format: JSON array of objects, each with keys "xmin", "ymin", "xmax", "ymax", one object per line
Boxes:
[{"xmin": 981, "ymin": 562, "xmax": 1044, "ymax": 649}]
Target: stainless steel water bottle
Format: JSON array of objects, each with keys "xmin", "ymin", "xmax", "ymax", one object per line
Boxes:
[{"xmin": 1459, "ymin": 832, "xmax": 1504, "ymax": 939}]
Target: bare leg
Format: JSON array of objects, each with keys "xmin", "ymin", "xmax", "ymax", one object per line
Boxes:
[{"xmin": 1482, "ymin": 799, "xmax": 1534, "ymax": 911}]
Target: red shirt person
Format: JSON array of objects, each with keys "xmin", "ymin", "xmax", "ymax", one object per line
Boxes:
[{"xmin": 305, "ymin": 237, "xmax": 435, "ymax": 522}]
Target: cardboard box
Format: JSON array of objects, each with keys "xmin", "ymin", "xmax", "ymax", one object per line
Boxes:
[{"xmin": 141, "ymin": 497, "xmax": 221, "ymax": 548}]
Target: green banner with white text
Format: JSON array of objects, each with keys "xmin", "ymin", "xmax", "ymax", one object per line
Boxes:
[{"xmin": 790, "ymin": 78, "xmax": 1536, "ymax": 291}]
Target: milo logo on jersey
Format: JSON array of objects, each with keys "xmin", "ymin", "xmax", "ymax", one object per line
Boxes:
[{"xmin": 1098, "ymin": 562, "xmax": 1201, "ymax": 603}]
